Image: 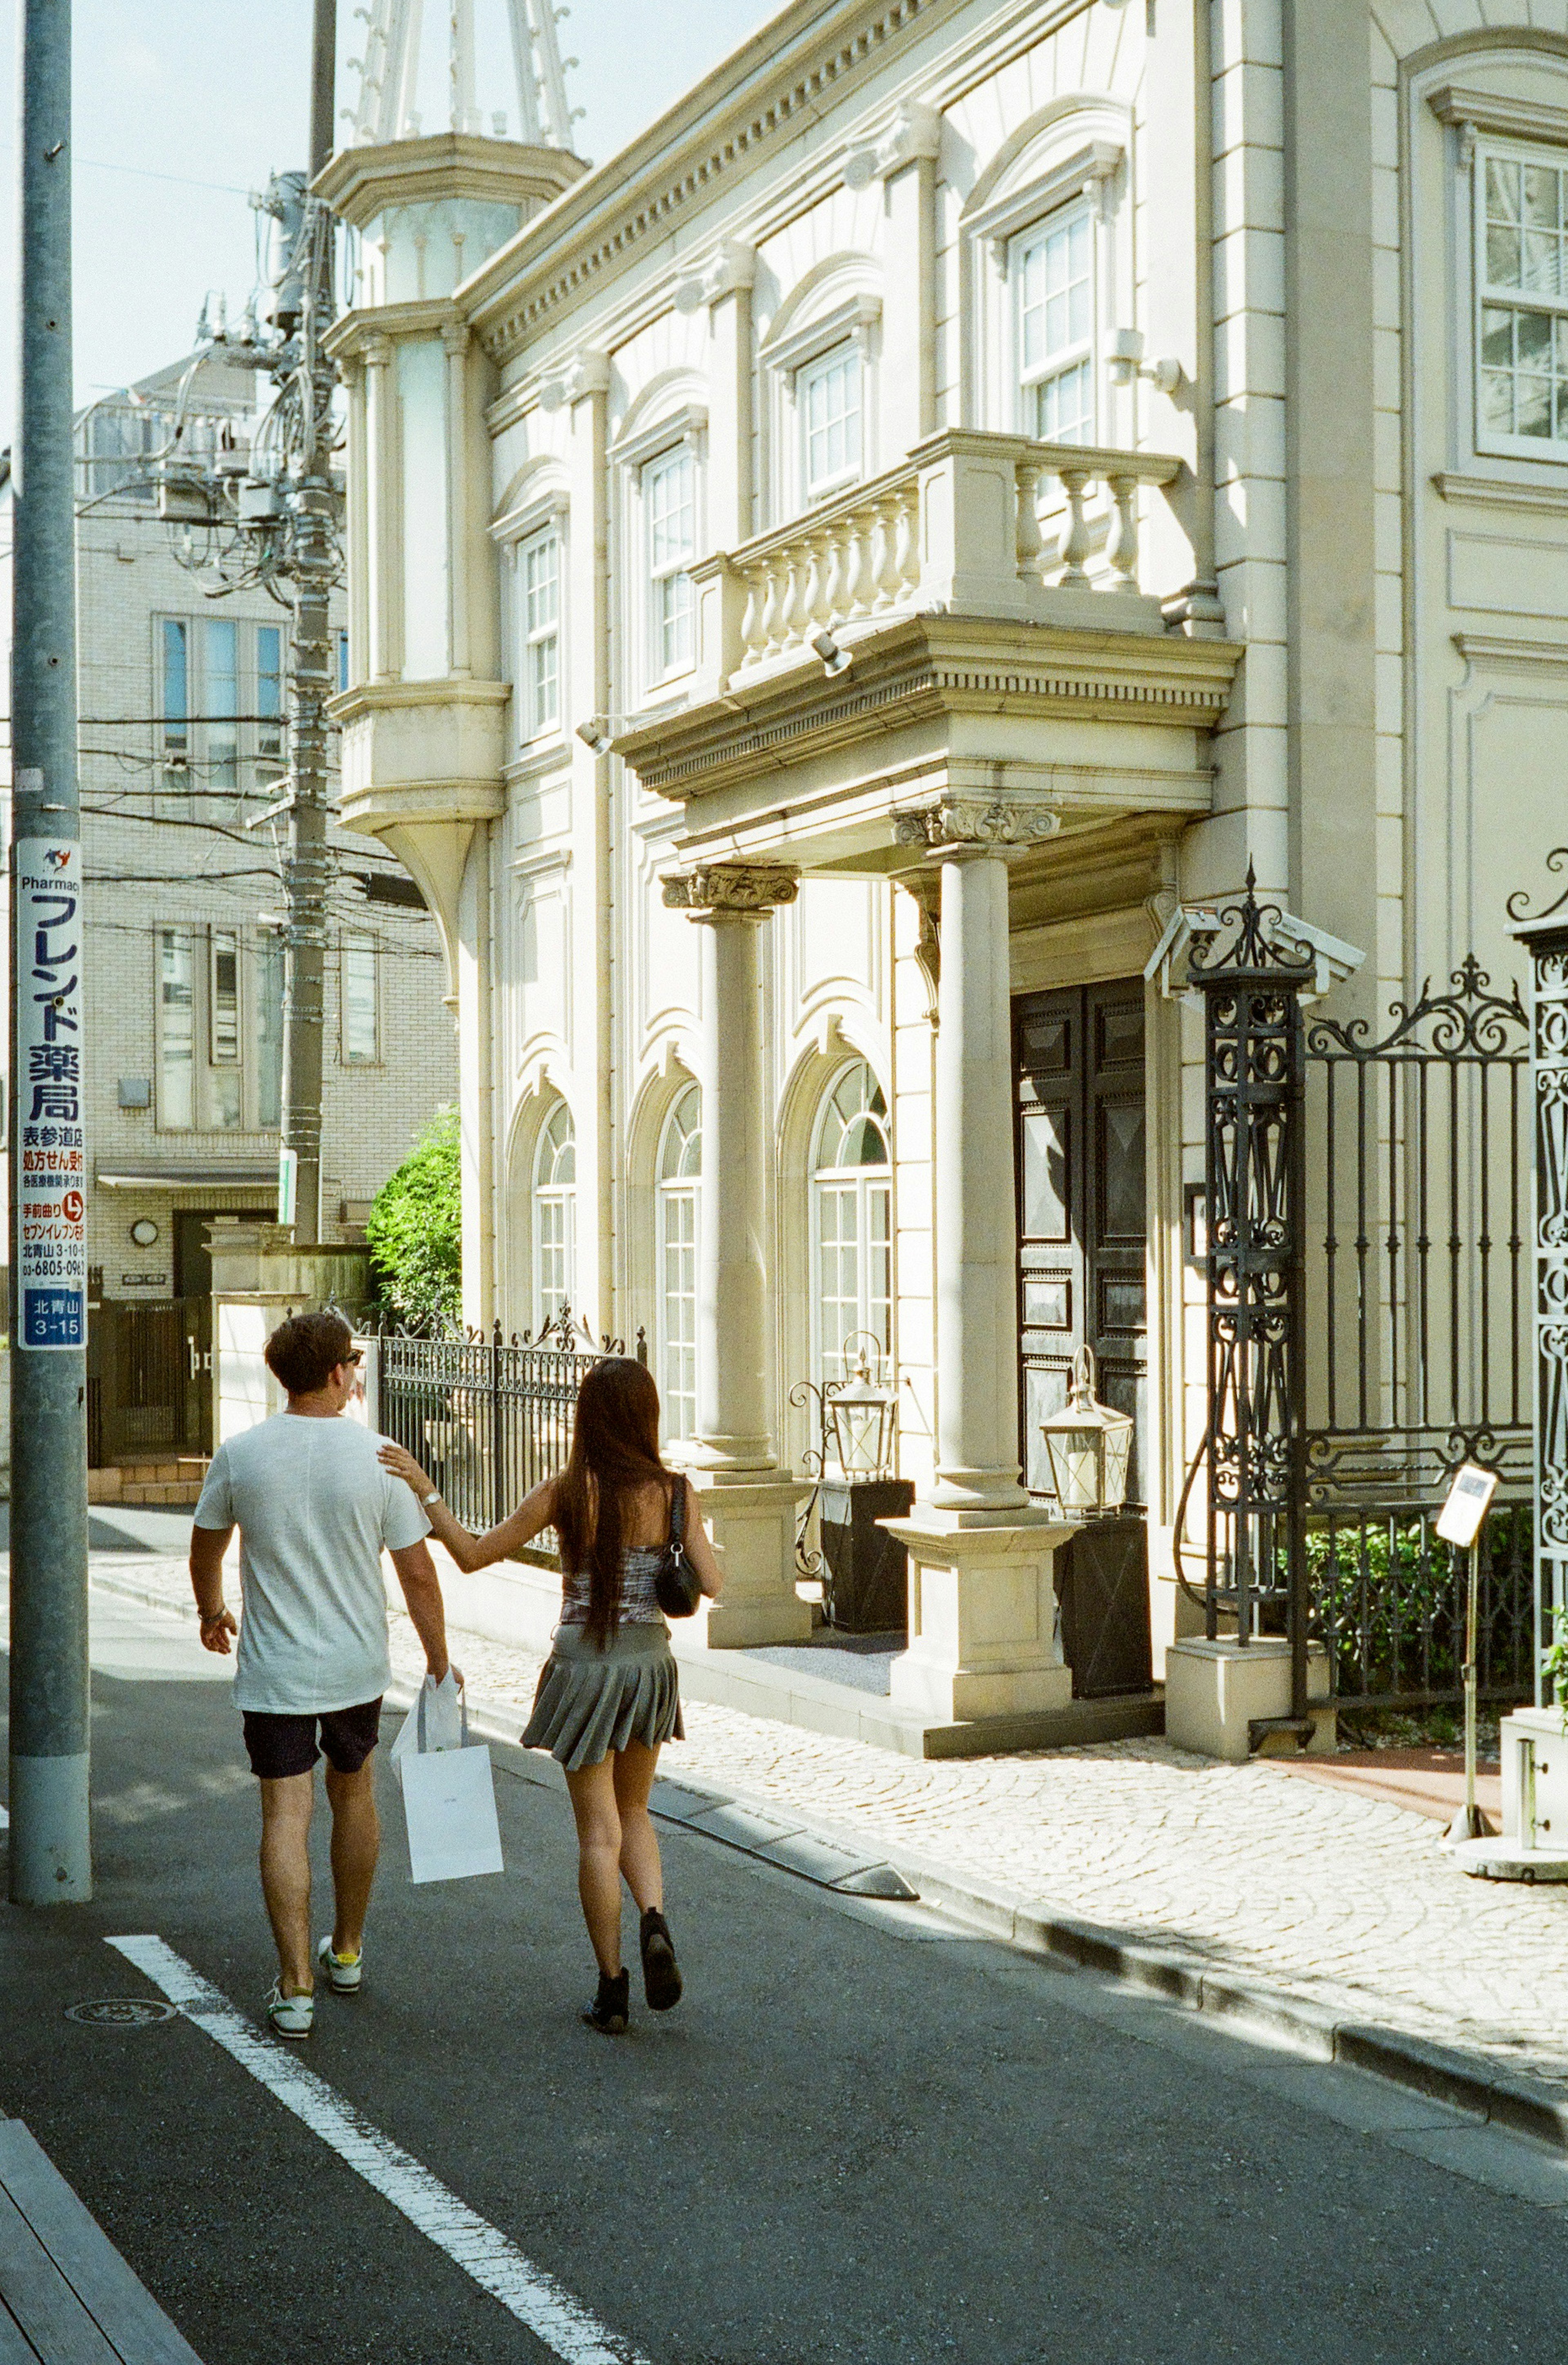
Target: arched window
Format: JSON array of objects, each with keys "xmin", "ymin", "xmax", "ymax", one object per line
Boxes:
[
  {"xmin": 811, "ymin": 1061, "xmax": 892, "ymax": 1380},
  {"xmin": 532, "ymin": 1099, "xmax": 576, "ymax": 1327},
  {"xmin": 657, "ymin": 1084, "xmax": 702, "ymax": 1441}
]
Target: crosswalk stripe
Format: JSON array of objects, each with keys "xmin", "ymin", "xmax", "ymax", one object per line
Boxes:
[{"xmin": 107, "ymin": 1934, "xmax": 651, "ymax": 2365}]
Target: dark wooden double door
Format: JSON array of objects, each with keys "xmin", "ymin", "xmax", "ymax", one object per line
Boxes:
[
  {"xmin": 1013, "ymin": 978, "xmax": 1152, "ymax": 1696},
  {"xmin": 1013, "ymin": 979, "xmax": 1149, "ymax": 1511}
]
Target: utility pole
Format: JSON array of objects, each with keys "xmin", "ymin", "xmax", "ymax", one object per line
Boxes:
[
  {"xmin": 276, "ymin": 0, "xmax": 339, "ymax": 1246},
  {"xmin": 9, "ymin": 0, "xmax": 91, "ymax": 1902}
]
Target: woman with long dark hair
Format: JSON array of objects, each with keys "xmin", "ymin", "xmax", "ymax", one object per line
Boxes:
[{"xmin": 379, "ymin": 1357, "xmax": 722, "ymax": 2033}]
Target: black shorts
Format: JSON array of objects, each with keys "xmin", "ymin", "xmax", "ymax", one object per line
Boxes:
[{"xmin": 241, "ymin": 1698, "xmax": 383, "ymax": 1781}]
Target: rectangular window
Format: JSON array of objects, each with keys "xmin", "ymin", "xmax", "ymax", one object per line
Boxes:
[
  {"xmin": 336, "ymin": 627, "xmax": 350, "ymax": 695},
  {"xmin": 257, "ymin": 624, "xmax": 283, "ymax": 764},
  {"xmin": 520, "ymin": 527, "xmax": 561, "ymax": 737},
  {"xmin": 257, "ymin": 930, "xmax": 285, "ymax": 1129},
  {"xmin": 1477, "ymin": 144, "xmax": 1568, "ymax": 453},
  {"xmin": 342, "ymin": 934, "xmax": 379, "ymax": 1064},
  {"xmin": 1016, "ymin": 201, "xmax": 1096, "ymax": 444},
  {"xmin": 210, "ymin": 929, "xmax": 241, "ymax": 1064},
  {"xmin": 644, "ymin": 446, "xmax": 696, "ymax": 680},
  {"xmin": 161, "ymin": 620, "xmax": 189, "ymax": 764},
  {"xmin": 205, "ymin": 617, "xmax": 238, "ymax": 790},
  {"xmin": 799, "ymin": 343, "xmax": 864, "ymax": 497},
  {"xmin": 158, "ymin": 930, "xmax": 194, "ymax": 1130}
]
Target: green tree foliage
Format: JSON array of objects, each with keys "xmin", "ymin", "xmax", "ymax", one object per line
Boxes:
[{"xmin": 367, "ymin": 1104, "xmax": 461, "ymax": 1328}]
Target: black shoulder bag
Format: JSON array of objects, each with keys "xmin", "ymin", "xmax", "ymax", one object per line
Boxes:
[{"xmin": 655, "ymin": 1475, "xmax": 703, "ymax": 1619}]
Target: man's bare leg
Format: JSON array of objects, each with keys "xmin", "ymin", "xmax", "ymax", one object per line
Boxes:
[
  {"xmin": 258, "ymin": 1772, "xmax": 315, "ymax": 1995},
  {"xmin": 324, "ymin": 1759, "xmax": 379, "ymax": 1958}
]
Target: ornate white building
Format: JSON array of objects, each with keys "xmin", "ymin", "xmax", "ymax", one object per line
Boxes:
[{"xmin": 321, "ymin": 0, "xmax": 1568, "ymax": 1740}]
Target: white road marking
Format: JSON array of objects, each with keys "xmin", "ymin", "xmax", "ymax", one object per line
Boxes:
[{"xmin": 107, "ymin": 1935, "xmax": 650, "ymax": 2365}]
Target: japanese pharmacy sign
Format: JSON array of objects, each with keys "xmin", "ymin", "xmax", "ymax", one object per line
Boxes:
[{"xmin": 15, "ymin": 838, "xmax": 85, "ymax": 1349}]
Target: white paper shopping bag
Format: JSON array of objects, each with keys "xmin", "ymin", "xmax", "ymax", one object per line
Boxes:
[{"xmin": 394, "ymin": 1678, "xmax": 505, "ymax": 1885}]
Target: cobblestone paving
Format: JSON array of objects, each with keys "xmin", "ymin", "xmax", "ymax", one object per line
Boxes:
[{"xmin": 88, "ymin": 1554, "xmax": 1568, "ymax": 2094}]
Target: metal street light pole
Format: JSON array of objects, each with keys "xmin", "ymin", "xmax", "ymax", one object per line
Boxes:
[{"xmin": 9, "ymin": 0, "xmax": 91, "ymax": 1903}]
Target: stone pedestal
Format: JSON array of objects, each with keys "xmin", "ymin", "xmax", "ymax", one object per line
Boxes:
[
  {"xmin": 681, "ymin": 1470, "xmax": 811, "ymax": 1649},
  {"xmin": 1164, "ymin": 1636, "xmax": 1334, "ymax": 1762},
  {"xmin": 884, "ymin": 1508, "xmax": 1076, "ymax": 1723}
]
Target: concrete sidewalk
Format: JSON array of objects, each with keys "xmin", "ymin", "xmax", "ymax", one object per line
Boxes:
[{"xmin": 79, "ymin": 1549, "xmax": 1568, "ymax": 2109}]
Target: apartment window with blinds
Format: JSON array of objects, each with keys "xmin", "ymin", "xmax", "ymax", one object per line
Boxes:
[
  {"xmin": 161, "ymin": 620, "xmax": 189, "ymax": 770},
  {"xmin": 644, "ymin": 445, "xmax": 697, "ymax": 682},
  {"xmin": 1014, "ymin": 199, "xmax": 1096, "ymax": 444},
  {"xmin": 799, "ymin": 342, "xmax": 864, "ymax": 499},
  {"xmin": 257, "ymin": 625, "xmax": 283, "ymax": 764},
  {"xmin": 519, "ymin": 526, "xmax": 561, "ymax": 738},
  {"xmin": 158, "ymin": 931, "xmax": 195, "ymax": 1130},
  {"xmin": 258, "ymin": 930, "xmax": 284, "ymax": 1129},
  {"xmin": 206, "ymin": 618, "xmax": 239, "ymax": 789},
  {"xmin": 341, "ymin": 934, "xmax": 379, "ymax": 1065},
  {"xmin": 1477, "ymin": 143, "xmax": 1568, "ymax": 455}
]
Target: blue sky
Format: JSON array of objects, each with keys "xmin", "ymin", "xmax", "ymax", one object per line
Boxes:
[{"xmin": 0, "ymin": 0, "xmax": 782, "ymax": 446}]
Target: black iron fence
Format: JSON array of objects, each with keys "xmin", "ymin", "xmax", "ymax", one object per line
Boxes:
[{"xmin": 374, "ymin": 1310, "xmax": 646, "ymax": 1556}]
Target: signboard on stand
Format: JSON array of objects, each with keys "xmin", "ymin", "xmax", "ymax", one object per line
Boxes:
[{"xmin": 14, "ymin": 836, "xmax": 85, "ymax": 1350}]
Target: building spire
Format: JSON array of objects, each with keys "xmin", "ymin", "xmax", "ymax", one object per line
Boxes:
[{"xmin": 345, "ymin": 0, "xmax": 578, "ymax": 148}]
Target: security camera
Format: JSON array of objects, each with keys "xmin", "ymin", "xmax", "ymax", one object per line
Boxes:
[
  {"xmin": 575, "ymin": 715, "xmax": 615, "ymax": 756},
  {"xmin": 811, "ymin": 630, "xmax": 853, "ymax": 679}
]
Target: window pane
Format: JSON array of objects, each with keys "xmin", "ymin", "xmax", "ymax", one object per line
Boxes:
[
  {"xmin": 802, "ymin": 345, "xmax": 863, "ymax": 494},
  {"xmin": 257, "ymin": 932, "xmax": 284, "ymax": 1129},
  {"xmin": 257, "ymin": 625, "xmax": 283, "ymax": 760},
  {"xmin": 162, "ymin": 620, "xmax": 188, "ymax": 755},
  {"xmin": 660, "ymin": 1182, "xmax": 698, "ymax": 1440},
  {"xmin": 343, "ymin": 935, "xmax": 378, "ymax": 1063},
  {"xmin": 522, "ymin": 531, "xmax": 561, "ymax": 732},
  {"xmin": 206, "ymin": 617, "xmax": 238, "ymax": 789},
  {"xmin": 158, "ymin": 931, "xmax": 194, "ymax": 1129},
  {"xmin": 658, "ymin": 568, "xmax": 695, "ymax": 673},
  {"xmin": 336, "ymin": 628, "xmax": 349, "ymax": 694},
  {"xmin": 647, "ymin": 450, "xmax": 695, "ymax": 571},
  {"xmin": 211, "ymin": 929, "xmax": 240, "ymax": 1063}
]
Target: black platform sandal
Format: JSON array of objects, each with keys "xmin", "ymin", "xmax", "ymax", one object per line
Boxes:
[
  {"xmin": 582, "ymin": 1968, "xmax": 630, "ymax": 2035},
  {"xmin": 639, "ymin": 1908, "xmax": 684, "ymax": 2013}
]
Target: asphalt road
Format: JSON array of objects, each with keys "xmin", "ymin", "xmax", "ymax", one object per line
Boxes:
[{"xmin": 1, "ymin": 1582, "xmax": 1564, "ymax": 2365}]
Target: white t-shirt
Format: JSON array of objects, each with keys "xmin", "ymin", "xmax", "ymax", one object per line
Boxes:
[{"xmin": 193, "ymin": 1413, "xmax": 431, "ymax": 1715}]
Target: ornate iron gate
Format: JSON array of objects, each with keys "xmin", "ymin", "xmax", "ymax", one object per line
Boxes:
[{"xmin": 1189, "ymin": 877, "xmax": 1536, "ymax": 1713}]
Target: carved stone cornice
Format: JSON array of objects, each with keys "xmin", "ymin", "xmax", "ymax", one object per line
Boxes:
[
  {"xmin": 893, "ymin": 797, "xmax": 1061, "ymax": 856},
  {"xmin": 661, "ymin": 862, "xmax": 800, "ymax": 917},
  {"xmin": 673, "ymin": 240, "xmax": 757, "ymax": 314},
  {"xmin": 843, "ymin": 99, "xmax": 942, "ymax": 189}
]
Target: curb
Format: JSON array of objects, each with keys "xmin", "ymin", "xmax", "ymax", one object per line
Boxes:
[{"xmin": 91, "ymin": 1569, "xmax": 1568, "ymax": 2160}]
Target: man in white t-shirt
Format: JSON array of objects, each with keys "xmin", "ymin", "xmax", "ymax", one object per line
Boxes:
[{"xmin": 191, "ymin": 1309, "xmax": 450, "ymax": 2039}]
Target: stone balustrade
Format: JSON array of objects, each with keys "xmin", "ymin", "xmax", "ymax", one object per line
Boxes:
[{"xmin": 690, "ymin": 429, "xmax": 1184, "ymax": 688}]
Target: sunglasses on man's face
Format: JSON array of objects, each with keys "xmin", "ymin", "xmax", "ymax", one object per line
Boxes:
[{"xmin": 342, "ymin": 1350, "xmax": 364, "ymax": 1368}]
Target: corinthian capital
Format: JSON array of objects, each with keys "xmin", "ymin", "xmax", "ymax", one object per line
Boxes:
[
  {"xmin": 662, "ymin": 862, "xmax": 800, "ymax": 917},
  {"xmin": 892, "ymin": 798, "xmax": 1060, "ymax": 855}
]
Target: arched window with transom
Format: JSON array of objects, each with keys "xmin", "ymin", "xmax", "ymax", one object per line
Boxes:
[
  {"xmin": 810, "ymin": 1061, "xmax": 892, "ymax": 1380},
  {"xmin": 532, "ymin": 1099, "xmax": 575, "ymax": 1328},
  {"xmin": 657, "ymin": 1084, "xmax": 701, "ymax": 1440}
]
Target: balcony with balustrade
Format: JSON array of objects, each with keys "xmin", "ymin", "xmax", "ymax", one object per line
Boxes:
[{"xmin": 619, "ymin": 428, "xmax": 1241, "ymax": 875}]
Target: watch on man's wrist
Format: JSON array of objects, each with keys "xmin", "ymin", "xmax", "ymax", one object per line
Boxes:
[{"xmin": 422, "ymin": 1488, "xmax": 441, "ymax": 1506}]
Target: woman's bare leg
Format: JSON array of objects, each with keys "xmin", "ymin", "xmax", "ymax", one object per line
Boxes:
[
  {"xmin": 612, "ymin": 1741, "xmax": 663, "ymax": 1913},
  {"xmin": 564, "ymin": 1758, "xmax": 624, "ymax": 1975}
]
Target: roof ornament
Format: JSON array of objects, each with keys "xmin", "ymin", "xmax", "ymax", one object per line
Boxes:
[{"xmin": 345, "ymin": 0, "xmax": 579, "ymax": 149}]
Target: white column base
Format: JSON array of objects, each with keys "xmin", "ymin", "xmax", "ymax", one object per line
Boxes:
[
  {"xmin": 883, "ymin": 1507, "xmax": 1076, "ymax": 1723},
  {"xmin": 1164, "ymin": 1637, "xmax": 1334, "ymax": 1762},
  {"xmin": 680, "ymin": 1469, "xmax": 814, "ymax": 1649}
]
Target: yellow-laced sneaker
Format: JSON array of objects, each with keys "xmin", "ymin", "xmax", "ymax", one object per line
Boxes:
[{"xmin": 317, "ymin": 1936, "xmax": 363, "ymax": 1996}]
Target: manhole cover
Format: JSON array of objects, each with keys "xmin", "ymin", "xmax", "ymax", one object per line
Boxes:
[{"xmin": 64, "ymin": 1998, "xmax": 177, "ymax": 2027}]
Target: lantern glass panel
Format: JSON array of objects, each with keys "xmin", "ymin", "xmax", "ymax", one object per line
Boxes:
[
  {"xmin": 830, "ymin": 1394, "xmax": 890, "ymax": 1478},
  {"xmin": 1045, "ymin": 1427, "xmax": 1103, "ymax": 1515}
]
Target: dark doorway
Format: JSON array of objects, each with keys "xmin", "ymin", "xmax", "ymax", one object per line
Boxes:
[
  {"xmin": 1013, "ymin": 979, "xmax": 1152, "ymax": 1695},
  {"xmin": 173, "ymin": 1208, "xmax": 273, "ymax": 1300}
]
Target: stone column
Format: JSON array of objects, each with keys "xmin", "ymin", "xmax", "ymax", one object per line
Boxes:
[
  {"xmin": 883, "ymin": 797, "xmax": 1077, "ymax": 1731},
  {"xmin": 662, "ymin": 861, "xmax": 812, "ymax": 1647},
  {"xmin": 363, "ymin": 335, "xmax": 397, "ymax": 682}
]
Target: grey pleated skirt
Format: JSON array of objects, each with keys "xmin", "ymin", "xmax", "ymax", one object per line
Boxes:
[{"xmin": 521, "ymin": 1621, "xmax": 685, "ymax": 1771}]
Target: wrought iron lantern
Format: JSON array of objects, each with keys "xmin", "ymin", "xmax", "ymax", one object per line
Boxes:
[
  {"xmin": 1039, "ymin": 1346, "xmax": 1134, "ymax": 1517},
  {"xmin": 824, "ymin": 1340, "xmax": 898, "ymax": 1481}
]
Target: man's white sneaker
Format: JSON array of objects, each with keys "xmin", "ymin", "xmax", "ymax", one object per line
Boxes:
[
  {"xmin": 317, "ymin": 1936, "xmax": 363, "ymax": 1995},
  {"xmin": 265, "ymin": 1983, "xmax": 314, "ymax": 2040}
]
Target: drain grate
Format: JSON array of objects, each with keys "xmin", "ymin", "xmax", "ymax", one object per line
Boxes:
[{"xmin": 65, "ymin": 1997, "xmax": 178, "ymax": 2027}]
